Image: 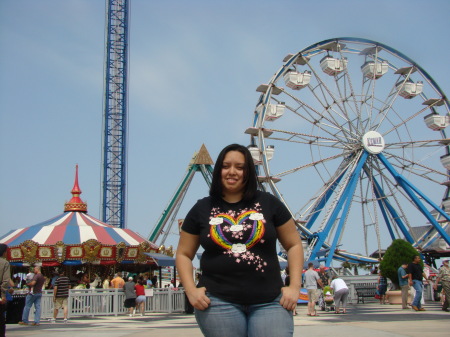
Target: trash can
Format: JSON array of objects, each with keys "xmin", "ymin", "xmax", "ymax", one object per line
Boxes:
[{"xmin": 6, "ymin": 294, "xmax": 26, "ymax": 324}]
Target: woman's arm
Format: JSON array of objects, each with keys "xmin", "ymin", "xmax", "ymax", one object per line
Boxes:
[
  {"xmin": 176, "ymin": 230, "xmax": 210, "ymax": 310},
  {"xmin": 276, "ymin": 218, "xmax": 304, "ymax": 311}
]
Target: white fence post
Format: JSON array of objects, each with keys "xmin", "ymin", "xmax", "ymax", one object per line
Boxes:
[{"xmin": 168, "ymin": 287, "xmax": 173, "ymax": 314}]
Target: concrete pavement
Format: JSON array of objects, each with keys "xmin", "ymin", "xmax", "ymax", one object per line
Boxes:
[{"xmin": 6, "ymin": 301, "xmax": 449, "ymax": 337}]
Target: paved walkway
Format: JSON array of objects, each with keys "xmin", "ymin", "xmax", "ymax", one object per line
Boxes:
[{"xmin": 6, "ymin": 301, "xmax": 449, "ymax": 337}]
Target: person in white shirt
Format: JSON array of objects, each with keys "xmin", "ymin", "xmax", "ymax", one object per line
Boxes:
[{"xmin": 330, "ymin": 276, "xmax": 349, "ymax": 314}]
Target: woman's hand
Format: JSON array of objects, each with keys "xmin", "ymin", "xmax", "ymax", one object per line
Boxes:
[
  {"xmin": 186, "ymin": 286, "xmax": 210, "ymax": 311},
  {"xmin": 280, "ymin": 286, "xmax": 299, "ymax": 311}
]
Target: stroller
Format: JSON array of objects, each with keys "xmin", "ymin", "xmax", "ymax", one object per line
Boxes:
[{"xmin": 319, "ymin": 288, "xmax": 335, "ymax": 312}]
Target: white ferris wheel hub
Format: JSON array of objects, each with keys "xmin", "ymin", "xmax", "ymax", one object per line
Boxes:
[{"xmin": 362, "ymin": 131, "xmax": 385, "ymax": 154}]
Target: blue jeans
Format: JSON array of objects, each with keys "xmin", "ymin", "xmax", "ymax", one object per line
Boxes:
[
  {"xmin": 195, "ymin": 293, "xmax": 293, "ymax": 337},
  {"xmin": 21, "ymin": 293, "xmax": 42, "ymax": 324},
  {"xmin": 412, "ymin": 280, "xmax": 423, "ymax": 309}
]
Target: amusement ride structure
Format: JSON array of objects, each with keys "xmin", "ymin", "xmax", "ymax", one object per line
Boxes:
[
  {"xmin": 148, "ymin": 145, "xmax": 214, "ymax": 244},
  {"xmin": 101, "ymin": 0, "xmax": 129, "ymax": 229},
  {"xmin": 0, "ymin": 165, "xmax": 159, "ymax": 273},
  {"xmin": 246, "ymin": 37, "xmax": 450, "ymax": 266}
]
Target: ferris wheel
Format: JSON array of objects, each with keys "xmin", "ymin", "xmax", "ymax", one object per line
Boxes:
[{"xmin": 246, "ymin": 37, "xmax": 450, "ymax": 266}]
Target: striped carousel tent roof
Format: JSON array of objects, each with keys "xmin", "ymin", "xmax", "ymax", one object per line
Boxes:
[
  {"xmin": 0, "ymin": 165, "xmax": 156, "ymax": 249},
  {"xmin": 0, "ymin": 211, "xmax": 152, "ymax": 247}
]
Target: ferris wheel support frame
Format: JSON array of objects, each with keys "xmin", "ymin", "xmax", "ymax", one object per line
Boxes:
[
  {"xmin": 305, "ymin": 167, "xmax": 347, "ymax": 230},
  {"xmin": 377, "ymin": 153, "xmax": 450, "ymax": 247},
  {"xmin": 308, "ymin": 150, "xmax": 450, "ymax": 264},
  {"xmin": 309, "ymin": 151, "xmax": 368, "ymax": 264}
]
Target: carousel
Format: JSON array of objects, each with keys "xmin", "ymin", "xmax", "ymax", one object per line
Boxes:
[{"xmin": 0, "ymin": 166, "xmax": 160, "ymax": 282}]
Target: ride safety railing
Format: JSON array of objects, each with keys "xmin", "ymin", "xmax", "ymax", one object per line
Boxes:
[{"xmin": 33, "ymin": 287, "xmax": 186, "ymax": 320}]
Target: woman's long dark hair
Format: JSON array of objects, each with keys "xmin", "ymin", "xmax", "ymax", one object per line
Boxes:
[{"xmin": 209, "ymin": 144, "xmax": 258, "ymax": 202}]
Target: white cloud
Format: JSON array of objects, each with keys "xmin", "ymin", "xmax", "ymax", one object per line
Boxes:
[
  {"xmin": 249, "ymin": 213, "xmax": 264, "ymax": 221},
  {"xmin": 209, "ymin": 218, "xmax": 223, "ymax": 225},
  {"xmin": 231, "ymin": 243, "xmax": 246, "ymax": 254}
]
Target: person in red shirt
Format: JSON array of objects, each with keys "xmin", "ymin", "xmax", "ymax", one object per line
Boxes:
[{"xmin": 134, "ymin": 277, "xmax": 146, "ymax": 316}]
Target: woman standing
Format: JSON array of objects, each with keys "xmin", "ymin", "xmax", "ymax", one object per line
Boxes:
[
  {"xmin": 102, "ymin": 275, "xmax": 111, "ymax": 289},
  {"xmin": 330, "ymin": 276, "xmax": 349, "ymax": 314},
  {"xmin": 134, "ymin": 277, "xmax": 146, "ymax": 316},
  {"xmin": 176, "ymin": 144, "xmax": 304, "ymax": 337}
]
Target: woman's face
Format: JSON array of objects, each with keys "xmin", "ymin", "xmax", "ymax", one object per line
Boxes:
[{"xmin": 221, "ymin": 150, "xmax": 246, "ymax": 200}]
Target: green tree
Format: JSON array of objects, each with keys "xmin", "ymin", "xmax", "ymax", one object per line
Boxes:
[{"xmin": 380, "ymin": 239, "xmax": 421, "ymax": 289}]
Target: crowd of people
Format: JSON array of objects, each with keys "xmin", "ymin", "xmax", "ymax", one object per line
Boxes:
[
  {"xmin": 0, "ymin": 243, "xmax": 163, "ymax": 331},
  {"xmin": 374, "ymin": 255, "xmax": 450, "ymax": 312},
  {"xmin": 290, "ymin": 254, "xmax": 450, "ymax": 318},
  {"xmin": 12, "ymin": 270, "xmax": 160, "ymax": 325}
]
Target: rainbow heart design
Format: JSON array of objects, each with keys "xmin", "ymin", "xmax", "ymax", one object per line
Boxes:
[{"xmin": 209, "ymin": 210, "xmax": 265, "ymax": 252}]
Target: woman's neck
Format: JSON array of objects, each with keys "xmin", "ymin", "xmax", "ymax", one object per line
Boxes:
[{"xmin": 222, "ymin": 192, "xmax": 243, "ymax": 203}]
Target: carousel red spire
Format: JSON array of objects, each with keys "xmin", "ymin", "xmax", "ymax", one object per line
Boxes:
[{"xmin": 64, "ymin": 164, "xmax": 88, "ymax": 213}]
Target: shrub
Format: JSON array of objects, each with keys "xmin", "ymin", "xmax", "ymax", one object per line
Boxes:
[{"xmin": 380, "ymin": 239, "xmax": 421, "ymax": 289}]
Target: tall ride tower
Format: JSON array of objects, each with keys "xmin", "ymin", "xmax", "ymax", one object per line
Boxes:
[{"xmin": 101, "ymin": 0, "xmax": 129, "ymax": 228}]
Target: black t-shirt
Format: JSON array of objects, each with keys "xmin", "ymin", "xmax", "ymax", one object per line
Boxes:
[
  {"xmin": 182, "ymin": 191, "xmax": 292, "ymax": 304},
  {"xmin": 408, "ymin": 262, "xmax": 423, "ymax": 281}
]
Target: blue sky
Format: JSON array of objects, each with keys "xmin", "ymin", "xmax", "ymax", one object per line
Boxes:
[{"xmin": 1, "ymin": 0, "xmax": 449, "ymax": 263}]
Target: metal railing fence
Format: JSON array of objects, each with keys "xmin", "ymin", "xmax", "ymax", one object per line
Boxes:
[{"xmin": 33, "ymin": 287, "xmax": 186, "ymax": 319}]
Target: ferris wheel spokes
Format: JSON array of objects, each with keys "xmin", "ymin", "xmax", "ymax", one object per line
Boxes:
[
  {"xmin": 382, "ymin": 149, "xmax": 448, "ymax": 184},
  {"xmin": 278, "ymin": 89, "xmax": 357, "ymax": 144},
  {"xmin": 250, "ymin": 38, "xmax": 450, "ymax": 265}
]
